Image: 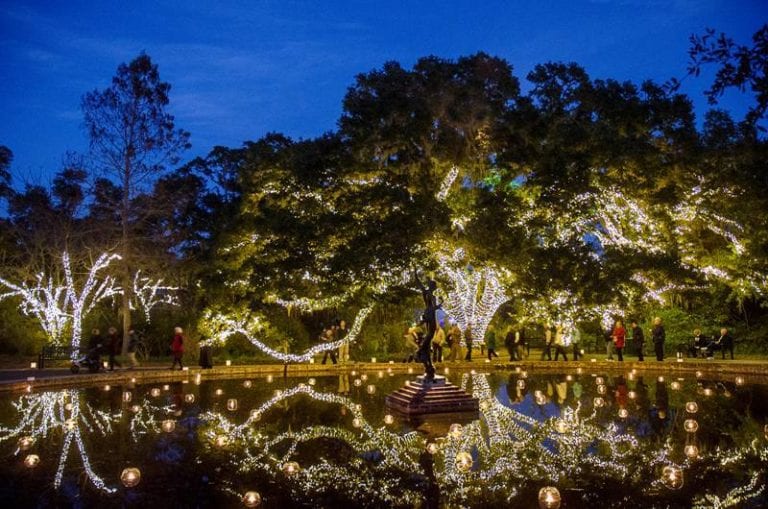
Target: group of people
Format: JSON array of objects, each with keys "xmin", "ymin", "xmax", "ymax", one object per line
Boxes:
[
  {"xmin": 604, "ymin": 318, "xmax": 666, "ymax": 362},
  {"xmin": 86, "ymin": 325, "xmax": 186, "ymax": 371},
  {"xmin": 87, "ymin": 326, "xmax": 142, "ymax": 370},
  {"xmin": 687, "ymin": 328, "xmax": 735, "ymax": 359},
  {"xmin": 402, "ymin": 321, "xmax": 470, "ymax": 363},
  {"xmin": 318, "ymin": 319, "xmax": 349, "ymax": 364}
]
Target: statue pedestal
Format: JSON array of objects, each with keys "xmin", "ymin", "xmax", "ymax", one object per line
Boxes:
[{"xmin": 385, "ymin": 375, "xmax": 479, "ymax": 416}]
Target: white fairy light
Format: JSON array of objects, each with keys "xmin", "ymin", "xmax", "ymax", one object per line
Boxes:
[
  {"xmin": 436, "ymin": 165, "xmax": 460, "ymax": 202},
  {"xmin": 131, "ymin": 271, "xmax": 179, "ymax": 322}
]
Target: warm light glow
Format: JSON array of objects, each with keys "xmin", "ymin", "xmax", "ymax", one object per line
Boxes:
[
  {"xmin": 366, "ymin": 385, "xmax": 376, "ymax": 394},
  {"xmin": 120, "ymin": 467, "xmax": 141, "ymax": 488},
  {"xmin": 18, "ymin": 436, "xmax": 35, "ymax": 451},
  {"xmin": 161, "ymin": 419, "xmax": 176, "ymax": 433},
  {"xmin": 684, "ymin": 419, "xmax": 699, "ymax": 433},
  {"xmin": 227, "ymin": 399, "xmax": 238, "ymax": 411},
  {"xmin": 662, "ymin": 466, "xmax": 684, "ymax": 489},
  {"xmin": 684, "ymin": 444, "xmax": 699, "ymax": 460},
  {"xmin": 282, "ymin": 461, "xmax": 300, "ymax": 476},
  {"xmin": 384, "ymin": 414, "xmax": 394, "ymax": 425},
  {"xmin": 455, "ymin": 451, "xmax": 473, "ymax": 472},
  {"xmin": 242, "ymin": 491, "xmax": 262, "ymax": 508},
  {"xmin": 685, "ymin": 402, "xmax": 698, "ymax": 414},
  {"xmin": 449, "ymin": 423, "xmax": 463, "ymax": 438},
  {"xmin": 538, "ymin": 486, "xmax": 562, "ymax": 509},
  {"xmin": 24, "ymin": 454, "xmax": 40, "ymax": 468},
  {"xmin": 184, "ymin": 394, "xmax": 195, "ymax": 403}
]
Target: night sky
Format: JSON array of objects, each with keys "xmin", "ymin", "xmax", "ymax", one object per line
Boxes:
[{"xmin": 1, "ymin": 0, "xmax": 765, "ymax": 185}]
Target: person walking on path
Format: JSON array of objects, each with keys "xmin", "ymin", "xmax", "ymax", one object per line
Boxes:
[
  {"xmin": 432, "ymin": 322, "xmax": 445, "ymax": 363},
  {"xmin": 553, "ymin": 325, "xmax": 568, "ymax": 361},
  {"xmin": 107, "ymin": 326, "xmax": 122, "ymax": 371},
  {"xmin": 126, "ymin": 329, "xmax": 140, "ymax": 369},
  {"xmin": 604, "ymin": 327, "xmax": 614, "ymax": 360},
  {"xmin": 651, "ymin": 317, "xmax": 665, "ymax": 361},
  {"xmin": 170, "ymin": 326, "xmax": 185, "ymax": 370},
  {"xmin": 447, "ymin": 323, "xmax": 462, "ymax": 362},
  {"xmin": 631, "ymin": 321, "xmax": 644, "ymax": 361},
  {"xmin": 464, "ymin": 325, "xmax": 474, "ymax": 361},
  {"xmin": 571, "ymin": 327, "xmax": 582, "ymax": 361},
  {"xmin": 612, "ymin": 320, "xmax": 626, "ymax": 362},
  {"xmin": 321, "ymin": 327, "xmax": 338, "ymax": 365},
  {"xmin": 540, "ymin": 325, "xmax": 553, "ymax": 360},
  {"xmin": 337, "ymin": 319, "xmax": 349, "ymax": 363},
  {"xmin": 486, "ymin": 326, "xmax": 499, "ymax": 361}
]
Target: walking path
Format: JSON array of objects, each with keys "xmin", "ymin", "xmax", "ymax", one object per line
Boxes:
[{"xmin": 1, "ymin": 356, "xmax": 766, "ymax": 393}]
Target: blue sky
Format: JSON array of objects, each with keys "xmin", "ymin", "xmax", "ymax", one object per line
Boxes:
[{"xmin": 1, "ymin": 0, "xmax": 765, "ymax": 186}]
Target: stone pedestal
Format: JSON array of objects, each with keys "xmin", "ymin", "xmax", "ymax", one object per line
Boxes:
[{"xmin": 385, "ymin": 375, "xmax": 479, "ymax": 415}]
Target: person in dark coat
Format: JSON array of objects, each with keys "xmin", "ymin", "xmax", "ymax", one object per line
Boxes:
[
  {"xmin": 688, "ymin": 328, "xmax": 707, "ymax": 358},
  {"xmin": 106, "ymin": 326, "xmax": 122, "ymax": 371},
  {"xmin": 651, "ymin": 317, "xmax": 665, "ymax": 361},
  {"xmin": 707, "ymin": 327, "xmax": 735, "ymax": 359},
  {"xmin": 321, "ymin": 327, "xmax": 338, "ymax": 365},
  {"xmin": 630, "ymin": 321, "xmax": 644, "ymax": 361}
]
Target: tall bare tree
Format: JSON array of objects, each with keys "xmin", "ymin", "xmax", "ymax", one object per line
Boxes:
[{"xmin": 82, "ymin": 53, "xmax": 190, "ymax": 352}]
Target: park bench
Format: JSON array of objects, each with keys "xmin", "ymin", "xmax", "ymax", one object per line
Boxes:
[{"xmin": 37, "ymin": 345, "xmax": 75, "ymax": 369}]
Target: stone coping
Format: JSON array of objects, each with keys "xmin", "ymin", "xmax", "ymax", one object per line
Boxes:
[{"xmin": 1, "ymin": 359, "xmax": 766, "ymax": 393}]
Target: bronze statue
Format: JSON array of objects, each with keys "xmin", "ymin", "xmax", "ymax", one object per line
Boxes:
[{"xmin": 415, "ymin": 272, "xmax": 442, "ymax": 382}]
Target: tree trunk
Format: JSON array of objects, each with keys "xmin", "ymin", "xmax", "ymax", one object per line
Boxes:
[{"xmin": 121, "ymin": 155, "xmax": 132, "ymax": 355}]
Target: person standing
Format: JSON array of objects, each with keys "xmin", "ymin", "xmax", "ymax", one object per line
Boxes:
[
  {"xmin": 612, "ymin": 320, "xmax": 626, "ymax": 362},
  {"xmin": 432, "ymin": 322, "xmax": 445, "ymax": 363},
  {"xmin": 486, "ymin": 326, "xmax": 499, "ymax": 361},
  {"xmin": 631, "ymin": 320, "xmax": 645, "ymax": 361},
  {"xmin": 170, "ymin": 326, "xmax": 185, "ymax": 370},
  {"xmin": 337, "ymin": 319, "xmax": 349, "ymax": 364},
  {"xmin": 604, "ymin": 327, "xmax": 614, "ymax": 361},
  {"xmin": 126, "ymin": 329, "xmax": 140, "ymax": 369},
  {"xmin": 553, "ymin": 325, "xmax": 568, "ymax": 361},
  {"xmin": 321, "ymin": 327, "xmax": 338, "ymax": 365},
  {"xmin": 689, "ymin": 328, "xmax": 707, "ymax": 358},
  {"xmin": 504, "ymin": 326, "xmax": 516, "ymax": 361},
  {"xmin": 651, "ymin": 317, "xmax": 665, "ymax": 361},
  {"xmin": 107, "ymin": 326, "xmax": 122, "ymax": 371}
]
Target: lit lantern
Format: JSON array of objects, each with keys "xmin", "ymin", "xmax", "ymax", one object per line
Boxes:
[
  {"xmin": 18, "ymin": 436, "xmax": 34, "ymax": 451},
  {"xmin": 565, "ymin": 375, "xmax": 573, "ymax": 382},
  {"xmin": 628, "ymin": 391, "xmax": 636, "ymax": 400},
  {"xmin": 593, "ymin": 397, "xmax": 605, "ymax": 408},
  {"xmin": 517, "ymin": 380, "xmax": 526, "ymax": 389},
  {"xmin": 30, "ymin": 362, "xmax": 37, "ymax": 369},
  {"xmin": 352, "ymin": 418, "xmax": 362, "ymax": 428},
  {"xmin": 554, "ymin": 419, "xmax": 568, "ymax": 433},
  {"xmin": 538, "ymin": 486, "xmax": 561, "ymax": 509},
  {"xmin": 23, "ymin": 454, "xmax": 40, "ymax": 469},
  {"xmin": 65, "ymin": 402, "xmax": 73, "ymax": 411},
  {"xmin": 122, "ymin": 391, "xmax": 132, "ymax": 403},
  {"xmin": 576, "ymin": 368, "xmax": 583, "ymax": 374},
  {"xmin": 371, "ymin": 357, "xmax": 377, "ymax": 363},
  {"xmin": 184, "ymin": 394, "xmax": 195, "ymax": 403},
  {"xmin": 353, "ymin": 378, "xmax": 362, "ymax": 387},
  {"xmin": 449, "ymin": 423, "xmax": 463, "ymax": 438},
  {"xmin": 735, "ymin": 376, "xmax": 745, "ymax": 386},
  {"xmin": 161, "ymin": 419, "xmax": 176, "ymax": 433},
  {"xmin": 443, "ymin": 367, "xmax": 450, "ymax": 374},
  {"xmin": 308, "ymin": 358, "xmax": 315, "ymax": 364},
  {"xmin": 670, "ymin": 381, "xmax": 681, "ymax": 391},
  {"xmin": 151, "ymin": 388, "xmax": 161, "ymax": 397},
  {"xmin": 685, "ymin": 402, "xmax": 698, "ymax": 413},
  {"xmin": 597, "ymin": 385, "xmax": 607, "ymax": 395},
  {"xmin": 618, "ymin": 408, "xmax": 629, "ymax": 419},
  {"xmin": 215, "ymin": 435, "xmax": 229, "ymax": 447},
  {"xmin": 243, "ymin": 380, "xmax": 252, "ymax": 388},
  {"xmin": 520, "ymin": 371, "xmax": 528, "ymax": 379},
  {"xmin": 590, "ymin": 358, "xmax": 597, "ymax": 363},
  {"xmin": 282, "ymin": 461, "xmax": 300, "ymax": 476},
  {"xmin": 266, "ymin": 375, "xmax": 274, "ymax": 383},
  {"xmin": 366, "ymin": 385, "xmax": 376, "ymax": 394},
  {"xmin": 163, "ymin": 384, "xmax": 169, "ymax": 391},
  {"xmin": 763, "ymin": 424, "xmax": 768, "ymax": 440},
  {"xmin": 661, "ymin": 465, "xmax": 684, "ymax": 489},
  {"xmin": 102, "ymin": 384, "xmax": 111, "ymax": 391},
  {"xmin": 351, "ymin": 370, "xmax": 357, "ymax": 376},
  {"xmin": 242, "ymin": 491, "xmax": 262, "ymax": 508},
  {"xmin": 64, "ymin": 419, "xmax": 76, "ymax": 431},
  {"xmin": 226, "ymin": 360, "xmax": 232, "ymax": 366},
  {"xmin": 628, "ymin": 373, "xmax": 635, "ymax": 381},
  {"xmin": 360, "ymin": 374, "xmax": 368, "ymax": 381},
  {"xmin": 426, "ymin": 442, "xmax": 439, "ymax": 454},
  {"xmin": 703, "ymin": 388, "xmax": 714, "ymax": 397},
  {"xmin": 595, "ymin": 377, "xmax": 604, "ymax": 386},
  {"xmin": 384, "ymin": 414, "xmax": 394, "ymax": 425},
  {"xmin": 657, "ymin": 376, "xmax": 665, "ymax": 383},
  {"xmin": 121, "ymin": 467, "xmax": 141, "ymax": 487},
  {"xmin": 377, "ymin": 371, "xmax": 384, "ymax": 379},
  {"xmin": 227, "ymin": 399, "xmax": 238, "ymax": 411},
  {"xmin": 194, "ymin": 374, "xmax": 202, "ymax": 385},
  {"xmin": 695, "ymin": 371, "xmax": 703, "ymax": 378},
  {"xmin": 131, "ymin": 404, "xmax": 141, "ymax": 413},
  {"xmin": 407, "ymin": 367, "xmax": 413, "ymax": 374},
  {"xmin": 455, "ymin": 451, "xmax": 473, "ymax": 472},
  {"xmin": 684, "ymin": 419, "xmax": 699, "ymax": 433},
  {"xmin": 103, "ymin": 361, "xmax": 109, "ymax": 369},
  {"xmin": 215, "ymin": 389, "xmax": 224, "ymax": 396},
  {"xmin": 684, "ymin": 444, "xmax": 699, "ymax": 459},
  {"xmin": 308, "ymin": 378, "xmax": 316, "ymax": 386},
  {"xmin": 515, "ymin": 367, "xmax": 521, "ymax": 373}
]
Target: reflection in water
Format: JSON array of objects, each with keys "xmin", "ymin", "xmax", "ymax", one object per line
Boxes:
[{"xmin": 0, "ymin": 372, "xmax": 766, "ymax": 507}]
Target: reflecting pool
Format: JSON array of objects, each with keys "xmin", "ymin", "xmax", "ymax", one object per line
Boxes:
[{"xmin": 1, "ymin": 370, "xmax": 767, "ymax": 508}]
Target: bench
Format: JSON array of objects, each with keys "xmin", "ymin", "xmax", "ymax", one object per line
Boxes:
[{"xmin": 37, "ymin": 345, "xmax": 76, "ymax": 369}]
